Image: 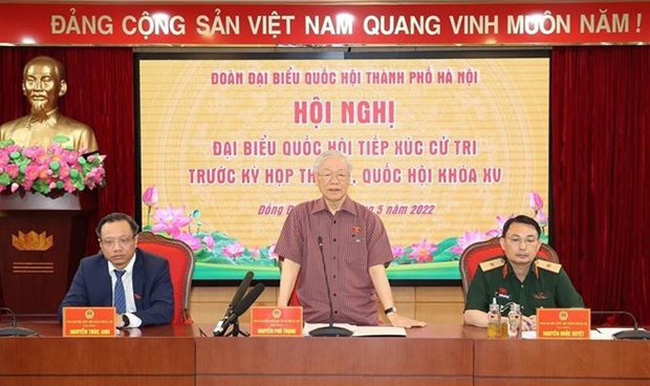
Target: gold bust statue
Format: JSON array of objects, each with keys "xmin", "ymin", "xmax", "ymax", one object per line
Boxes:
[{"xmin": 0, "ymin": 56, "xmax": 98, "ymax": 152}]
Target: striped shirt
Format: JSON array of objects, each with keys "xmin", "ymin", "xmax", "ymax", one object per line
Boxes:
[{"xmin": 275, "ymin": 196, "xmax": 392, "ymax": 326}]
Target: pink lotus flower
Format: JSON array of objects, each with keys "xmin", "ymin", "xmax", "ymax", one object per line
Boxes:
[
  {"xmin": 84, "ymin": 168, "xmax": 105, "ymax": 189},
  {"xmin": 60, "ymin": 150, "xmax": 80, "ymax": 165},
  {"xmin": 250, "ymin": 248, "xmax": 261, "ymax": 260},
  {"xmin": 5, "ymin": 164, "xmax": 19, "ymax": 178},
  {"xmin": 409, "ymin": 239, "xmax": 437, "ymax": 263},
  {"xmin": 451, "ymin": 231, "xmax": 488, "ymax": 255},
  {"xmin": 177, "ymin": 232, "xmax": 202, "ymax": 251},
  {"xmin": 486, "ymin": 229, "xmax": 500, "ymax": 237},
  {"xmin": 0, "ymin": 142, "xmax": 105, "ymax": 195},
  {"xmin": 535, "ymin": 209, "xmax": 548, "ymax": 227},
  {"xmin": 63, "ymin": 180, "xmax": 76, "ymax": 193},
  {"xmin": 486, "ymin": 214, "xmax": 515, "ymax": 237},
  {"xmin": 11, "ymin": 183, "xmax": 19, "ymax": 193},
  {"xmin": 58, "ymin": 165, "xmax": 70, "ymax": 178},
  {"xmin": 202, "ymin": 235, "xmax": 215, "ymax": 250},
  {"xmin": 151, "ymin": 206, "xmax": 192, "ymax": 237},
  {"xmin": 23, "ymin": 146, "xmax": 45, "ymax": 159},
  {"xmin": 222, "ymin": 243, "xmax": 245, "ymax": 259},
  {"xmin": 268, "ymin": 244, "xmax": 278, "ymax": 260},
  {"xmin": 21, "ymin": 180, "xmax": 34, "ymax": 191},
  {"xmin": 391, "ymin": 246, "xmax": 405, "ymax": 259},
  {"xmin": 24, "ymin": 164, "xmax": 42, "ymax": 181},
  {"xmin": 529, "ymin": 191, "xmax": 544, "ymax": 212},
  {"xmin": 142, "ymin": 185, "xmax": 158, "ymax": 207}
]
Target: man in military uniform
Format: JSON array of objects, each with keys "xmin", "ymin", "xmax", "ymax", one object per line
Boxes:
[{"xmin": 464, "ymin": 215, "xmax": 584, "ymax": 330}]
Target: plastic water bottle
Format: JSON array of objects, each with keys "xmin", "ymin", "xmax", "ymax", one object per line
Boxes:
[{"xmin": 507, "ymin": 303, "xmax": 522, "ymax": 339}]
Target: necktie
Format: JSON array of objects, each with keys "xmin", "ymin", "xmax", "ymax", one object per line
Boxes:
[{"xmin": 114, "ymin": 270, "xmax": 126, "ymax": 314}]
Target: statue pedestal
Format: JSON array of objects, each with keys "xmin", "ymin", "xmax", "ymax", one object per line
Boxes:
[{"xmin": 0, "ymin": 190, "xmax": 97, "ymax": 314}]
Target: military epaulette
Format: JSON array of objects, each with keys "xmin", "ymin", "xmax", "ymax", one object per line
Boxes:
[
  {"xmin": 479, "ymin": 257, "xmax": 506, "ymax": 272},
  {"xmin": 535, "ymin": 259, "xmax": 562, "ymax": 274}
]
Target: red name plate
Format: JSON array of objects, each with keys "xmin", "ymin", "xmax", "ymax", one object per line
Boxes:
[
  {"xmin": 537, "ymin": 308, "xmax": 590, "ymax": 339},
  {"xmin": 250, "ymin": 306, "xmax": 303, "ymax": 337},
  {"xmin": 63, "ymin": 307, "xmax": 116, "ymax": 337}
]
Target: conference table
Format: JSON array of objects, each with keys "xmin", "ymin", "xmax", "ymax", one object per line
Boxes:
[{"xmin": 1, "ymin": 320, "xmax": 648, "ymax": 386}]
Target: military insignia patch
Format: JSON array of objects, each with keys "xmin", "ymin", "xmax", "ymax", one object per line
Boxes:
[
  {"xmin": 535, "ymin": 259, "xmax": 562, "ymax": 273},
  {"xmin": 533, "ymin": 292, "xmax": 548, "ymax": 300},
  {"xmin": 479, "ymin": 257, "xmax": 506, "ymax": 272}
]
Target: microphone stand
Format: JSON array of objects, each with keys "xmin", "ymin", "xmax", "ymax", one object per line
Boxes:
[
  {"xmin": 309, "ymin": 237, "xmax": 353, "ymax": 337},
  {"xmin": 226, "ymin": 319, "xmax": 250, "ymax": 337},
  {"xmin": 592, "ymin": 310, "xmax": 650, "ymax": 340},
  {"xmin": 214, "ymin": 271, "xmax": 254, "ymax": 337},
  {"xmin": 0, "ymin": 308, "xmax": 38, "ymax": 337}
]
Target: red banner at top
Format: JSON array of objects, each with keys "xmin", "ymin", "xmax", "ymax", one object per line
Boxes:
[{"xmin": 0, "ymin": 2, "xmax": 648, "ymax": 46}]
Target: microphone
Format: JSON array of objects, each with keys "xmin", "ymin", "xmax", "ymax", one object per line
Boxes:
[
  {"xmin": 212, "ymin": 271, "xmax": 254, "ymax": 335},
  {"xmin": 591, "ymin": 310, "xmax": 650, "ymax": 340},
  {"xmin": 213, "ymin": 282, "xmax": 265, "ymax": 336},
  {"xmin": 0, "ymin": 307, "xmax": 38, "ymax": 337},
  {"xmin": 309, "ymin": 236, "xmax": 353, "ymax": 337}
]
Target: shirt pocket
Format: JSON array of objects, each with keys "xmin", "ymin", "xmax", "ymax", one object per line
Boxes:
[
  {"xmin": 530, "ymin": 292, "xmax": 556, "ymax": 309},
  {"xmin": 343, "ymin": 236, "xmax": 368, "ymax": 269}
]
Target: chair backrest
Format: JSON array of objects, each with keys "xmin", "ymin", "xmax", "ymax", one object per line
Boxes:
[
  {"xmin": 459, "ymin": 237, "xmax": 560, "ymax": 299},
  {"xmin": 137, "ymin": 231, "xmax": 195, "ymax": 325}
]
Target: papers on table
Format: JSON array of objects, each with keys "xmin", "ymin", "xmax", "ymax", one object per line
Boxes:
[{"xmin": 303, "ymin": 323, "xmax": 406, "ymax": 337}]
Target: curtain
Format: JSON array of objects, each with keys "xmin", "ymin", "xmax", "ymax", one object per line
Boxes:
[
  {"xmin": 0, "ymin": 47, "xmax": 135, "ymax": 257},
  {"xmin": 551, "ymin": 46, "xmax": 650, "ymax": 325}
]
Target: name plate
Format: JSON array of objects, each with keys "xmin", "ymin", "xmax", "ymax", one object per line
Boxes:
[
  {"xmin": 63, "ymin": 307, "xmax": 116, "ymax": 337},
  {"xmin": 250, "ymin": 306, "xmax": 303, "ymax": 337},
  {"xmin": 537, "ymin": 308, "xmax": 590, "ymax": 339}
]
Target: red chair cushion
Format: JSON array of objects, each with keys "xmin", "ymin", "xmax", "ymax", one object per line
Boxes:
[{"xmin": 137, "ymin": 240, "xmax": 192, "ymax": 325}]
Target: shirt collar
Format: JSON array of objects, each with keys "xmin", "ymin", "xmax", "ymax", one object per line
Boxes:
[
  {"xmin": 503, "ymin": 257, "xmax": 541, "ymax": 280},
  {"xmin": 311, "ymin": 196, "xmax": 357, "ymax": 216},
  {"xmin": 27, "ymin": 108, "xmax": 60, "ymax": 128},
  {"xmin": 107, "ymin": 251, "xmax": 137, "ymax": 274}
]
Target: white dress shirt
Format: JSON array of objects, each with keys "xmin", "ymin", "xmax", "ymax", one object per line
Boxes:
[{"xmin": 107, "ymin": 253, "xmax": 143, "ymax": 328}]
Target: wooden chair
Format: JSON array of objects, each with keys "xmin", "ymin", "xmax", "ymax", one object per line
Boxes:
[
  {"xmin": 137, "ymin": 231, "xmax": 195, "ymax": 324},
  {"xmin": 459, "ymin": 237, "xmax": 559, "ymax": 299}
]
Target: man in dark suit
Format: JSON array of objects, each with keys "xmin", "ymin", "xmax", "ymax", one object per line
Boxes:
[{"xmin": 59, "ymin": 212, "xmax": 174, "ymax": 327}]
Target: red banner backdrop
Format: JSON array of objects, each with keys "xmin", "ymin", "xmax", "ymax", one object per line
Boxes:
[{"xmin": 0, "ymin": 2, "xmax": 648, "ymax": 46}]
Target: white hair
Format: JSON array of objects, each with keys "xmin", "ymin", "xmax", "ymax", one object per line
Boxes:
[{"xmin": 313, "ymin": 150, "xmax": 352, "ymax": 173}]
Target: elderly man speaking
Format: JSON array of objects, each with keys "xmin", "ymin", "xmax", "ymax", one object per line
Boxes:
[{"xmin": 275, "ymin": 150, "xmax": 426, "ymax": 329}]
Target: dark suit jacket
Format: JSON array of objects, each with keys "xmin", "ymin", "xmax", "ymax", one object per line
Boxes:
[{"xmin": 58, "ymin": 249, "xmax": 174, "ymax": 326}]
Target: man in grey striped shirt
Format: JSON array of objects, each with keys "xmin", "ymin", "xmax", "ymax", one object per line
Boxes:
[{"xmin": 276, "ymin": 150, "xmax": 426, "ymax": 328}]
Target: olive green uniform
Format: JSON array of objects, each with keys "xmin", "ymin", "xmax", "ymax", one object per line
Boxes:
[{"xmin": 465, "ymin": 257, "xmax": 584, "ymax": 316}]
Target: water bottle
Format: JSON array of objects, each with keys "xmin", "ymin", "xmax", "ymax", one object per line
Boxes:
[
  {"xmin": 487, "ymin": 298, "xmax": 501, "ymax": 339},
  {"xmin": 507, "ymin": 303, "xmax": 522, "ymax": 339}
]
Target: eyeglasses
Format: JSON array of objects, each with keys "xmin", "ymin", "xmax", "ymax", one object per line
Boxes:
[
  {"xmin": 505, "ymin": 236, "xmax": 538, "ymax": 246},
  {"xmin": 318, "ymin": 170, "xmax": 350, "ymax": 181},
  {"xmin": 100, "ymin": 236, "xmax": 136, "ymax": 248}
]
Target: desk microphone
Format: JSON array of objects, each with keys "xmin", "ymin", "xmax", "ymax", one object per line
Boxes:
[
  {"xmin": 0, "ymin": 307, "xmax": 38, "ymax": 337},
  {"xmin": 212, "ymin": 271, "xmax": 254, "ymax": 335},
  {"xmin": 591, "ymin": 310, "xmax": 650, "ymax": 340},
  {"xmin": 309, "ymin": 236, "xmax": 353, "ymax": 337},
  {"xmin": 213, "ymin": 283, "xmax": 265, "ymax": 336}
]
